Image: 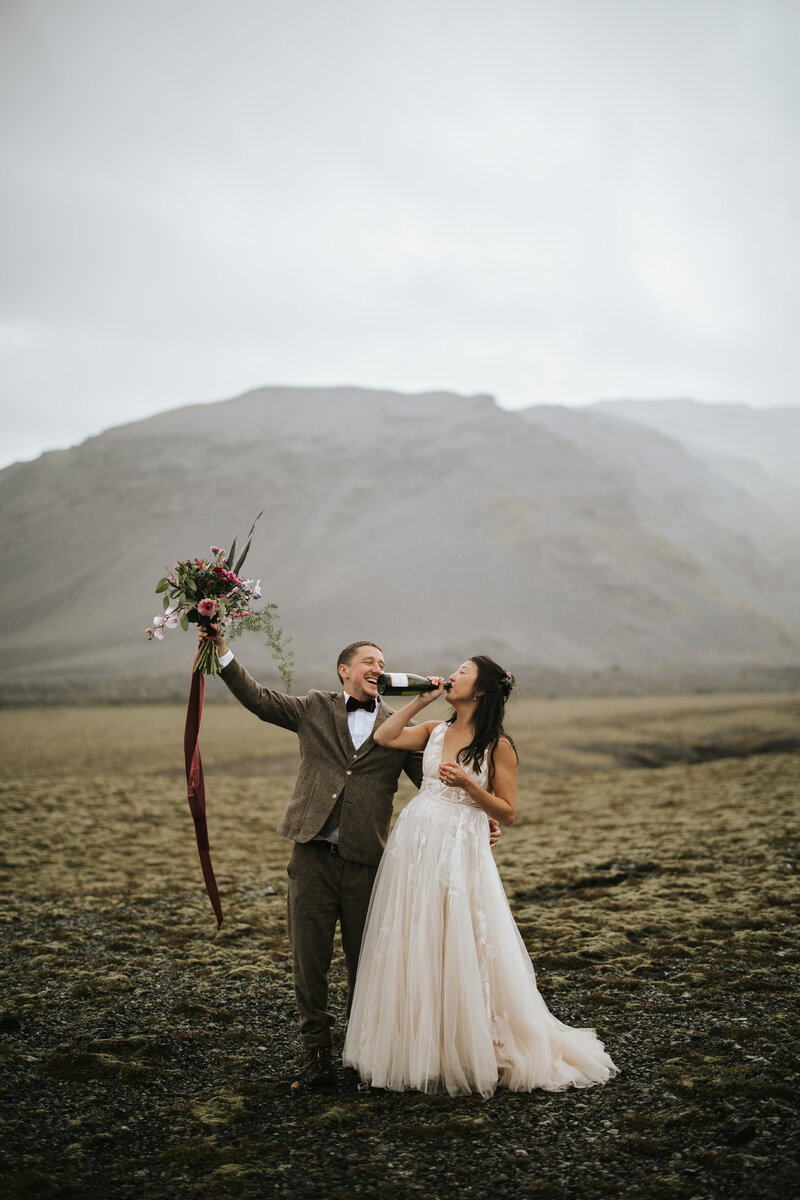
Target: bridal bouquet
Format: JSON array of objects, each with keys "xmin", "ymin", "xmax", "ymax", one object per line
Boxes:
[
  {"xmin": 146, "ymin": 514, "xmax": 293, "ymax": 928},
  {"xmin": 146, "ymin": 513, "xmax": 293, "ymax": 687}
]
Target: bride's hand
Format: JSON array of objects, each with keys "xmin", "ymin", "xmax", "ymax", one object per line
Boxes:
[
  {"xmin": 439, "ymin": 759, "xmax": 469, "ymax": 787},
  {"xmin": 418, "ymin": 677, "xmax": 446, "ymax": 705}
]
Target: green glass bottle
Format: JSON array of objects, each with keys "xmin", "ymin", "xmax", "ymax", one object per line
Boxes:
[{"xmin": 376, "ymin": 672, "xmax": 451, "ymax": 696}]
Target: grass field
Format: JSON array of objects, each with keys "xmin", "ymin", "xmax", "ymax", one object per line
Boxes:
[{"xmin": 1, "ymin": 692, "xmax": 799, "ymax": 1199}]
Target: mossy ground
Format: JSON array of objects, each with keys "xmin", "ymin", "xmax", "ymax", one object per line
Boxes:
[{"xmin": 1, "ymin": 693, "xmax": 798, "ymax": 1199}]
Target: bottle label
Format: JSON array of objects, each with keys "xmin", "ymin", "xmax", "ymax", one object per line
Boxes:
[{"xmin": 387, "ymin": 673, "xmax": 409, "ymax": 688}]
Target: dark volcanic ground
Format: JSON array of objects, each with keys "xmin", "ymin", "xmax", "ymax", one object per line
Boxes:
[{"xmin": 1, "ymin": 697, "xmax": 799, "ymax": 1199}]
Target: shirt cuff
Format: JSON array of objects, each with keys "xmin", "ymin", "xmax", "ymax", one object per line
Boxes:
[{"xmin": 218, "ymin": 649, "xmax": 235, "ymax": 668}]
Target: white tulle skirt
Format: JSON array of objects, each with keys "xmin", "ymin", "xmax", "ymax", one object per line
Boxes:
[{"xmin": 343, "ymin": 786, "xmax": 618, "ymax": 1097}]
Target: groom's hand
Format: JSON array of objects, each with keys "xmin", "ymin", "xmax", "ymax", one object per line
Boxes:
[{"xmin": 199, "ymin": 620, "xmax": 229, "ymax": 658}]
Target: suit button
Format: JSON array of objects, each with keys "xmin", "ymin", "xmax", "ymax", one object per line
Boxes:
[
  {"xmin": 332, "ymin": 792, "xmax": 337, "ymax": 799},
  {"xmin": 346, "ymin": 770, "xmax": 352, "ymax": 776}
]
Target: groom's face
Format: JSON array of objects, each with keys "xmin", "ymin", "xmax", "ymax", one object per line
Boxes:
[{"xmin": 339, "ymin": 645, "xmax": 385, "ymax": 701}]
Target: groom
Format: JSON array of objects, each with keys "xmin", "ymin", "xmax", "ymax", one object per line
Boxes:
[{"xmin": 205, "ymin": 632, "xmax": 426, "ymax": 1086}]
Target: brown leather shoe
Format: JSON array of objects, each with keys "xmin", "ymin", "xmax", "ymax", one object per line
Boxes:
[{"xmin": 302, "ymin": 1046, "xmax": 336, "ymax": 1088}]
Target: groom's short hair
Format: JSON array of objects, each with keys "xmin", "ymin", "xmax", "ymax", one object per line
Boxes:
[{"xmin": 337, "ymin": 641, "xmax": 383, "ymax": 683}]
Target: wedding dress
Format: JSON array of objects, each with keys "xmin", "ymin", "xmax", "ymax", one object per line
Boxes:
[{"xmin": 343, "ymin": 721, "xmax": 618, "ymax": 1097}]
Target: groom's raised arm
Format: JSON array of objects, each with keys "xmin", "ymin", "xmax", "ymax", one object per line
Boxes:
[
  {"xmin": 201, "ymin": 623, "xmax": 306, "ymax": 730},
  {"xmin": 220, "ymin": 655, "xmax": 307, "ymax": 731}
]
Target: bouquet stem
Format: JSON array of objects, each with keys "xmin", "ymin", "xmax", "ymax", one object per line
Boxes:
[{"xmin": 193, "ymin": 623, "xmax": 221, "ymax": 675}]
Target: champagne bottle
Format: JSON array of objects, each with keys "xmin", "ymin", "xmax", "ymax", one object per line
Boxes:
[{"xmin": 376, "ymin": 672, "xmax": 451, "ymax": 696}]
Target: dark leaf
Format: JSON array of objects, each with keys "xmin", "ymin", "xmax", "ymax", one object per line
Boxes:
[
  {"xmin": 233, "ymin": 511, "xmax": 265, "ymax": 574},
  {"xmin": 155, "ymin": 578, "xmax": 169, "ymax": 593}
]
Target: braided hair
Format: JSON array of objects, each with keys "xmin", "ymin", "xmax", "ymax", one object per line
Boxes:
[{"xmin": 448, "ymin": 655, "xmax": 517, "ymax": 785}]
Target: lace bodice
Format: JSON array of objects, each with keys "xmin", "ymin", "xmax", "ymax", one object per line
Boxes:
[{"xmin": 419, "ymin": 721, "xmax": 488, "ymax": 808}]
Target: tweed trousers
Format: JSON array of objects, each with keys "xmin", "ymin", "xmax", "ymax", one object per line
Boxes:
[{"xmin": 286, "ymin": 841, "xmax": 379, "ymax": 1050}]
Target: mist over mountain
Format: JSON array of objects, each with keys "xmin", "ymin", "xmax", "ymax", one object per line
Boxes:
[
  {"xmin": 594, "ymin": 399, "xmax": 800, "ymax": 520},
  {"xmin": 2, "ymin": 386, "xmax": 799, "ymax": 703}
]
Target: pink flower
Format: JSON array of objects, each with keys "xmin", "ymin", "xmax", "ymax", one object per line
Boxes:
[
  {"xmin": 153, "ymin": 611, "xmax": 180, "ymax": 634},
  {"xmin": 197, "ymin": 598, "xmax": 218, "ymax": 617}
]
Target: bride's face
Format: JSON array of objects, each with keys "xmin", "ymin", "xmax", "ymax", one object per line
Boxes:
[{"xmin": 447, "ymin": 660, "xmax": 479, "ymax": 702}]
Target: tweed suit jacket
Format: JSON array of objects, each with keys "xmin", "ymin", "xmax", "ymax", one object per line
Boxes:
[{"xmin": 220, "ymin": 658, "xmax": 424, "ymax": 866}]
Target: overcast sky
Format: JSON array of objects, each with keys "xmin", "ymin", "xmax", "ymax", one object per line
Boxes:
[{"xmin": 1, "ymin": 0, "xmax": 798, "ymax": 469}]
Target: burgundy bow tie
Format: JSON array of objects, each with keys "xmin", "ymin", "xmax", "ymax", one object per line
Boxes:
[{"xmin": 346, "ymin": 695, "xmax": 376, "ymax": 713}]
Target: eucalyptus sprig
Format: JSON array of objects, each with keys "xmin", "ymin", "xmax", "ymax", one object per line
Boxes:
[{"xmin": 228, "ymin": 605, "xmax": 294, "ymax": 692}]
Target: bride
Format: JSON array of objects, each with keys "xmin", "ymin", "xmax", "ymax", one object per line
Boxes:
[{"xmin": 343, "ymin": 655, "xmax": 618, "ymax": 1097}]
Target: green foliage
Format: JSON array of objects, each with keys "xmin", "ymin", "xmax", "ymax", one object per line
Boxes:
[{"xmin": 228, "ymin": 605, "xmax": 294, "ymax": 692}]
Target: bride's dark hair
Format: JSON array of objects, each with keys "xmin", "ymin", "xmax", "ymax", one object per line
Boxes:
[{"xmin": 448, "ymin": 655, "xmax": 518, "ymax": 785}]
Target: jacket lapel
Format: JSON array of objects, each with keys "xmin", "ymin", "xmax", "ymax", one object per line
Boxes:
[
  {"xmin": 333, "ymin": 692, "xmax": 355, "ymax": 757},
  {"xmin": 356, "ymin": 702, "xmax": 392, "ymax": 758},
  {"xmin": 335, "ymin": 697, "xmax": 394, "ymax": 761}
]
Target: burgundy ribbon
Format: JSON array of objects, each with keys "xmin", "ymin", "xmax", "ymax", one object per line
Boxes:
[{"xmin": 183, "ymin": 650, "xmax": 223, "ymax": 928}]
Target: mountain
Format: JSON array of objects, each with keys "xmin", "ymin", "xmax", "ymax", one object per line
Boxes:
[
  {"xmin": 593, "ymin": 399, "xmax": 800, "ymax": 520},
  {"xmin": 2, "ymin": 386, "xmax": 799, "ymax": 703}
]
